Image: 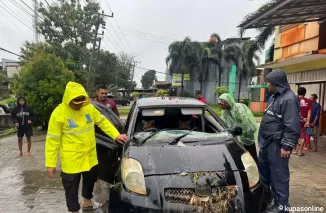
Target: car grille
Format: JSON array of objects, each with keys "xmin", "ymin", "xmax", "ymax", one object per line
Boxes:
[
  {"xmin": 164, "ymin": 186, "xmax": 238, "ymax": 208},
  {"xmin": 164, "ymin": 188, "xmax": 194, "ymax": 204}
]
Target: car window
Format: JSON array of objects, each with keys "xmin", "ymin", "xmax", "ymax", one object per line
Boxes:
[
  {"xmin": 134, "ymin": 107, "xmax": 205, "ymax": 132},
  {"xmin": 204, "ymin": 108, "xmax": 224, "ymax": 132},
  {"xmin": 124, "ymin": 102, "xmax": 136, "ymax": 133},
  {"xmin": 132, "ymin": 130, "xmax": 233, "ymax": 146}
]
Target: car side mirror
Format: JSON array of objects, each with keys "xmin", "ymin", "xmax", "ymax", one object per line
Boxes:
[{"xmin": 227, "ymin": 126, "xmax": 242, "ymax": 136}]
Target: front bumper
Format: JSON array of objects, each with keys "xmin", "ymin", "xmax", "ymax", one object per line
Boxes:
[{"xmin": 108, "ymin": 172, "xmax": 264, "ymax": 213}]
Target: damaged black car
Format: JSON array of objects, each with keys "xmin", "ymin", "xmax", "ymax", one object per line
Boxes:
[{"xmin": 93, "ymin": 97, "xmax": 269, "ymax": 213}]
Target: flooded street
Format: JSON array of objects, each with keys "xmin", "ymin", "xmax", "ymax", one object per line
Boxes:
[{"xmin": 0, "ymin": 133, "xmax": 109, "ymax": 213}]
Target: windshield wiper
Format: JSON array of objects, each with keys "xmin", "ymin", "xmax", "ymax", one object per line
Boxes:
[
  {"xmin": 169, "ymin": 128, "xmax": 195, "ymax": 145},
  {"xmin": 137, "ymin": 128, "xmax": 171, "ymax": 147}
]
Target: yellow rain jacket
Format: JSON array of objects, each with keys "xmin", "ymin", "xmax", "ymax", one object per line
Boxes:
[{"xmin": 45, "ymin": 82, "xmax": 120, "ymax": 174}]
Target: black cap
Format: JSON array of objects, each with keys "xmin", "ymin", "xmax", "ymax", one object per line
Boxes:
[{"xmin": 195, "ymin": 90, "xmax": 202, "ymax": 95}]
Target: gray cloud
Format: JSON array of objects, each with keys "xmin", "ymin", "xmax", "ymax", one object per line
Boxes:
[{"xmin": 1, "ymin": 0, "xmax": 270, "ymax": 86}]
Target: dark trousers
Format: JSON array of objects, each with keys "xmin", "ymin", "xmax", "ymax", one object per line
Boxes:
[
  {"xmin": 61, "ymin": 166, "xmax": 98, "ymax": 212},
  {"xmin": 258, "ymin": 142, "xmax": 290, "ymax": 207},
  {"xmin": 244, "ymin": 143, "xmax": 258, "ymax": 163}
]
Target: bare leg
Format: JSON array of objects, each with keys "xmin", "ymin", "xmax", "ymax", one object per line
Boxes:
[
  {"xmin": 313, "ymin": 137, "xmax": 318, "ymax": 152},
  {"xmin": 292, "ymin": 144, "xmax": 297, "ymax": 154},
  {"xmin": 298, "ymin": 139, "xmax": 305, "ymax": 156},
  {"xmin": 17, "ymin": 137, "xmax": 23, "ymax": 156},
  {"xmin": 26, "ymin": 136, "xmax": 32, "ymax": 156}
]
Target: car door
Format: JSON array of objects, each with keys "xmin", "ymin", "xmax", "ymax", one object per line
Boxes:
[{"xmin": 92, "ymin": 101, "xmax": 125, "ymax": 184}]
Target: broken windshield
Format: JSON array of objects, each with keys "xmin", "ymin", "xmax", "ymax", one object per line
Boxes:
[{"xmin": 132, "ymin": 130, "xmax": 233, "ymax": 146}]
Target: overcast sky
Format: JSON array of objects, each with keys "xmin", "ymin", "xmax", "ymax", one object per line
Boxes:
[{"xmin": 0, "ymin": 0, "xmax": 270, "ymax": 86}]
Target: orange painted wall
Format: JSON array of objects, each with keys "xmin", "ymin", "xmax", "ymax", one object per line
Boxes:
[
  {"xmin": 280, "ymin": 25, "xmax": 305, "ymax": 47},
  {"xmin": 275, "ymin": 22, "xmax": 321, "ymax": 61},
  {"xmin": 250, "ymin": 102, "xmax": 268, "ymax": 113}
]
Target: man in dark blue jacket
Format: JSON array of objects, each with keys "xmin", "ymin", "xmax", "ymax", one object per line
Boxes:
[
  {"xmin": 258, "ymin": 70, "xmax": 300, "ymax": 213},
  {"xmin": 11, "ymin": 96, "xmax": 35, "ymax": 157}
]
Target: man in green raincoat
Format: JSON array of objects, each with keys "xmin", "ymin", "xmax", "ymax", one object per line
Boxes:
[{"xmin": 218, "ymin": 93, "xmax": 258, "ymax": 162}]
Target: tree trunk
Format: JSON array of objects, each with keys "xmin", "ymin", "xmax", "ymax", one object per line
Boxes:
[
  {"xmin": 218, "ymin": 67, "xmax": 222, "ymax": 87},
  {"xmin": 238, "ymin": 71, "xmax": 242, "ymax": 103},
  {"xmin": 181, "ymin": 69, "xmax": 184, "ymax": 97}
]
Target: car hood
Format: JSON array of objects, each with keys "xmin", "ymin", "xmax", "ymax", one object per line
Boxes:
[{"xmin": 126, "ymin": 142, "xmax": 245, "ymax": 176}]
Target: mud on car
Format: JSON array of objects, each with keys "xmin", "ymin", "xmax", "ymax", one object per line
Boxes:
[{"xmin": 92, "ymin": 97, "xmax": 269, "ymax": 213}]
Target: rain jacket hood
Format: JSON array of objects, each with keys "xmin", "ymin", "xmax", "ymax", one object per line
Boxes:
[
  {"xmin": 45, "ymin": 81, "xmax": 120, "ymax": 174},
  {"xmin": 266, "ymin": 70, "xmax": 290, "ymax": 94},
  {"xmin": 11, "ymin": 96, "xmax": 35, "ymax": 126},
  {"xmin": 219, "ymin": 93, "xmax": 257, "ymax": 146},
  {"xmin": 219, "ymin": 93, "xmax": 235, "ymax": 108},
  {"xmin": 17, "ymin": 96, "xmax": 26, "ymax": 106},
  {"xmin": 62, "ymin": 81, "xmax": 90, "ymax": 106}
]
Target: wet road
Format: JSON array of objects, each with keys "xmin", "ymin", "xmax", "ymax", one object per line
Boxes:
[
  {"xmin": 0, "ymin": 133, "xmax": 109, "ymax": 213},
  {"xmin": 0, "ymin": 132, "xmax": 326, "ymax": 212}
]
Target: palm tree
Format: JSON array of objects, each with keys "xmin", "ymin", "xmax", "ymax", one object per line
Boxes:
[
  {"xmin": 205, "ymin": 33, "xmax": 224, "ymax": 86},
  {"xmin": 223, "ymin": 39, "xmax": 261, "ymax": 101},
  {"xmin": 166, "ymin": 37, "xmax": 201, "ymax": 96},
  {"xmin": 239, "ymin": 1, "xmax": 276, "ymax": 58}
]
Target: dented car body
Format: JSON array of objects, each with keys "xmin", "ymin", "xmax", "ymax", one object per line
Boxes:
[{"xmin": 93, "ymin": 98, "xmax": 268, "ymax": 213}]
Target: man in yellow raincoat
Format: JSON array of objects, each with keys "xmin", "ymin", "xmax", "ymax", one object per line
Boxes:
[{"xmin": 45, "ymin": 82, "xmax": 127, "ymax": 213}]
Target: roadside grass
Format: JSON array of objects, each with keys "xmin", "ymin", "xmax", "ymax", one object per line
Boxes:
[
  {"xmin": 119, "ymin": 108, "xmax": 130, "ymax": 117},
  {"xmin": 0, "ymin": 128, "xmax": 16, "ymax": 138}
]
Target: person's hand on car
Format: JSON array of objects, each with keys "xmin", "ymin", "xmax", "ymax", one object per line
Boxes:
[
  {"xmin": 116, "ymin": 134, "xmax": 128, "ymax": 144},
  {"xmin": 47, "ymin": 167, "xmax": 56, "ymax": 178},
  {"xmin": 15, "ymin": 123, "xmax": 19, "ymax": 127}
]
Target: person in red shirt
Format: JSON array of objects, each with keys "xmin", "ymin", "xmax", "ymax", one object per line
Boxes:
[
  {"xmin": 195, "ymin": 90, "xmax": 206, "ymax": 104},
  {"xmin": 293, "ymin": 87, "xmax": 312, "ymax": 156},
  {"xmin": 92, "ymin": 85, "xmax": 119, "ymax": 116}
]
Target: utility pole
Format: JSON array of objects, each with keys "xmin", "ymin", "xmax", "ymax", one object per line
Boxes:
[
  {"xmin": 33, "ymin": 0, "xmax": 39, "ymax": 43},
  {"xmin": 86, "ymin": 10, "xmax": 113, "ymax": 93},
  {"xmin": 131, "ymin": 61, "xmax": 141, "ymax": 82}
]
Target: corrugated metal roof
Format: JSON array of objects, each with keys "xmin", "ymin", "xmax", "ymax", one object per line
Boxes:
[{"xmin": 239, "ymin": 0, "xmax": 326, "ymax": 29}]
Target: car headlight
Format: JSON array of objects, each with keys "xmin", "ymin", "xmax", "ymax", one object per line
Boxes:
[
  {"xmin": 121, "ymin": 157, "xmax": 147, "ymax": 195},
  {"xmin": 241, "ymin": 152, "xmax": 259, "ymax": 189}
]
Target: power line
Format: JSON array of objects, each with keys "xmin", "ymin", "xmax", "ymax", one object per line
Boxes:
[
  {"xmin": 0, "ymin": 47, "xmax": 22, "ymax": 57},
  {"xmin": 103, "ymin": 0, "xmax": 132, "ymax": 52},
  {"xmin": 0, "ymin": 0, "xmax": 34, "ymax": 31},
  {"xmin": 10, "ymin": 0, "xmax": 33, "ymax": 17},
  {"xmin": 103, "ymin": 22, "xmax": 124, "ymax": 52},
  {"xmin": 19, "ymin": 0, "xmax": 45, "ymax": 22},
  {"xmin": 106, "ymin": 28, "xmax": 170, "ymax": 44},
  {"xmin": 106, "ymin": 26, "xmax": 175, "ymax": 43},
  {"xmin": 107, "ymin": 25, "xmax": 176, "ymax": 42}
]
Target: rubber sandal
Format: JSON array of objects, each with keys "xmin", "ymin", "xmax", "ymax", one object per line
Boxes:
[
  {"xmin": 303, "ymin": 147, "xmax": 309, "ymax": 151},
  {"xmin": 17, "ymin": 152, "xmax": 23, "ymax": 157},
  {"xmin": 82, "ymin": 201, "xmax": 101, "ymax": 211},
  {"xmin": 25, "ymin": 152, "xmax": 31, "ymax": 156},
  {"xmin": 298, "ymin": 153, "xmax": 305, "ymax": 156},
  {"xmin": 292, "ymin": 152, "xmax": 298, "ymax": 155}
]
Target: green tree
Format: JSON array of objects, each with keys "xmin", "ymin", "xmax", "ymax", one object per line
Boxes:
[
  {"xmin": 215, "ymin": 86, "xmax": 229, "ymax": 97},
  {"xmin": 155, "ymin": 89, "xmax": 169, "ymax": 97},
  {"xmin": 12, "ymin": 52, "xmax": 74, "ymax": 128},
  {"xmin": 37, "ymin": 0, "xmax": 102, "ymax": 84},
  {"xmin": 141, "ymin": 70, "xmax": 157, "ymax": 89}
]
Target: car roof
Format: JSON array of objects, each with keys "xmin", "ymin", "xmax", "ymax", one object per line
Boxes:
[{"xmin": 136, "ymin": 97, "xmax": 206, "ymax": 108}]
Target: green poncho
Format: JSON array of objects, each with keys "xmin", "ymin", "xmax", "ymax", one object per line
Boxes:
[{"xmin": 219, "ymin": 93, "xmax": 257, "ymax": 146}]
